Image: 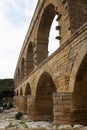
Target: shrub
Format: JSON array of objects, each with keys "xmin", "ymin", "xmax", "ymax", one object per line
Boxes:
[
  {"xmin": 7, "ymin": 102, "xmax": 13, "ymax": 109},
  {"xmin": 3, "ymin": 102, "xmax": 13, "ymax": 110},
  {"xmin": 15, "ymin": 112, "xmax": 23, "ymax": 120},
  {"xmin": 19, "ymin": 121, "xmax": 28, "ymax": 128},
  {"xmin": 5, "ymin": 122, "xmax": 17, "ymax": 129}
]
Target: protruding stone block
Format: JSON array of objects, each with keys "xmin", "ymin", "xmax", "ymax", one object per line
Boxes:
[
  {"xmin": 55, "ymin": 36, "xmax": 61, "ymax": 40},
  {"xmin": 56, "ymin": 14, "xmax": 62, "ymax": 21},
  {"xmin": 55, "ymin": 26, "xmax": 61, "ymax": 30}
]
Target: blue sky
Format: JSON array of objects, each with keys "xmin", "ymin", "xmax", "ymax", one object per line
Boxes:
[{"xmin": 0, "ymin": 0, "xmax": 58, "ymax": 79}]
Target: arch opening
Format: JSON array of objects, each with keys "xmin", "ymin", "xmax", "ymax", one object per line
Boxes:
[
  {"xmin": 24, "ymin": 83, "xmax": 31, "ymax": 115},
  {"xmin": 17, "ymin": 68, "xmax": 21, "ymax": 84},
  {"xmin": 16, "ymin": 90, "xmax": 18, "ymax": 96},
  {"xmin": 20, "ymin": 88, "xmax": 23, "ymax": 96},
  {"xmin": 35, "ymin": 72, "xmax": 56, "ymax": 121},
  {"xmin": 26, "ymin": 43, "xmax": 34, "ymax": 75},
  {"xmin": 73, "ymin": 54, "xmax": 87, "ymax": 109},
  {"xmin": 21, "ymin": 58, "xmax": 25, "ymax": 81},
  {"xmin": 37, "ymin": 4, "xmax": 59, "ymax": 64},
  {"xmin": 49, "ymin": 15, "xmax": 59, "ymax": 56},
  {"xmin": 25, "ymin": 83, "xmax": 31, "ymax": 96}
]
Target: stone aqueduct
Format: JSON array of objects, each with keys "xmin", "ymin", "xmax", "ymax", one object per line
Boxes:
[{"xmin": 14, "ymin": 0, "xmax": 87, "ymax": 125}]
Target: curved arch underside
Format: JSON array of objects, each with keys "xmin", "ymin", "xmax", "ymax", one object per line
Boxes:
[
  {"xmin": 21, "ymin": 58, "xmax": 25, "ymax": 81},
  {"xmin": 73, "ymin": 54, "xmax": 87, "ymax": 108},
  {"xmin": 37, "ymin": 4, "xmax": 57, "ymax": 64},
  {"xmin": 20, "ymin": 88, "xmax": 23, "ymax": 95},
  {"xmin": 25, "ymin": 83, "xmax": 31, "ymax": 96},
  {"xmin": 35, "ymin": 72, "xmax": 56, "ymax": 121},
  {"xmin": 17, "ymin": 68, "xmax": 21, "ymax": 84},
  {"xmin": 26, "ymin": 43, "xmax": 34, "ymax": 75},
  {"xmin": 37, "ymin": 4, "xmax": 56, "ymax": 42}
]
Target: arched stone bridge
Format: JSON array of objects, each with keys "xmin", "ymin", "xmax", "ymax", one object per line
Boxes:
[{"xmin": 14, "ymin": 0, "xmax": 87, "ymax": 125}]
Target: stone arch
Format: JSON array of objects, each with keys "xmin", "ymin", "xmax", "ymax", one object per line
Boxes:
[
  {"xmin": 14, "ymin": 91, "xmax": 16, "ymax": 96},
  {"xmin": 16, "ymin": 90, "xmax": 18, "ymax": 96},
  {"xmin": 37, "ymin": 4, "xmax": 58, "ymax": 64},
  {"xmin": 26, "ymin": 42, "xmax": 34, "ymax": 75},
  {"xmin": 35, "ymin": 72, "xmax": 57, "ymax": 121},
  {"xmin": 20, "ymin": 88, "xmax": 23, "ymax": 95},
  {"xmin": 69, "ymin": 42, "xmax": 87, "ymax": 108},
  {"xmin": 25, "ymin": 83, "xmax": 31, "ymax": 96},
  {"xmin": 17, "ymin": 67, "xmax": 21, "ymax": 84},
  {"xmin": 21, "ymin": 57, "xmax": 25, "ymax": 81},
  {"xmin": 17, "ymin": 89, "xmax": 20, "ymax": 96},
  {"xmin": 14, "ymin": 73, "xmax": 17, "ymax": 87},
  {"xmin": 14, "ymin": 90, "xmax": 17, "ymax": 96},
  {"xmin": 24, "ymin": 83, "xmax": 32, "ymax": 115}
]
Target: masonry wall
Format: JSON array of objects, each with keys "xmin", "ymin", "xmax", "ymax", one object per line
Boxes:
[
  {"xmin": 15, "ymin": 23, "xmax": 87, "ymax": 96},
  {"xmin": 15, "ymin": 23, "xmax": 87, "ymax": 124},
  {"xmin": 27, "ymin": 96, "xmax": 36, "ymax": 120},
  {"xmin": 53, "ymin": 92, "xmax": 72, "ymax": 125},
  {"xmin": 15, "ymin": 96, "xmax": 27, "ymax": 114},
  {"xmin": 14, "ymin": 0, "xmax": 87, "ymax": 125},
  {"xmin": 69, "ymin": 0, "xmax": 87, "ymax": 33}
]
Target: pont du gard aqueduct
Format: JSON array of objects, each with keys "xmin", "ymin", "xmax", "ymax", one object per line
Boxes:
[{"xmin": 14, "ymin": 0, "xmax": 87, "ymax": 125}]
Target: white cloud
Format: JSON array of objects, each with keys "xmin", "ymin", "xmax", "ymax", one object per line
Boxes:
[
  {"xmin": 24, "ymin": 0, "xmax": 38, "ymax": 17},
  {"xmin": 0, "ymin": 0, "xmax": 38, "ymax": 79},
  {"xmin": 0, "ymin": 23, "xmax": 28, "ymax": 78},
  {"xmin": 49, "ymin": 15, "xmax": 59, "ymax": 55},
  {"xmin": 0, "ymin": 0, "xmax": 59, "ymax": 79}
]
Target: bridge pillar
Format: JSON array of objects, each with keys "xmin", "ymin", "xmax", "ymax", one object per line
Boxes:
[
  {"xmin": 15, "ymin": 96, "xmax": 27, "ymax": 114},
  {"xmin": 36, "ymin": 41, "xmax": 48, "ymax": 64},
  {"xmin": 27, "ymin": 96, "xmax": 36, "ymax": 120},
  {"xmin": 14, "ymin": 96, "xmax": 18, "ymax": 108},
  {"xmin": 14, "ymin": 96, "xmax": 20, "ymax": 110},
  {"xmin": 53, "ymin": 92, "xmax": 73, "ymax": 125},
  {"xmin": 71, "ymin": 108, "xmax": 87, "ymax": 125},
  {"xmin": 70, "ymin": 92, "xmax": 87, "ymax": 125}
]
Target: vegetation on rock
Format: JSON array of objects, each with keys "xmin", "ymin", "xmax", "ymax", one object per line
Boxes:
[{"xmin": 15, "ymin": 112, "xmax": 23, "ymax": 120}]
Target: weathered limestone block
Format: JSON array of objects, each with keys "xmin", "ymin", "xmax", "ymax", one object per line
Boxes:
[
  {"xmin": 14, "ymin": 96, "xmax": 20, "ymax": 110},
  {"xmin": 71, "ymin": 108, "xmax": 87, "ymax": 125},
  {"xmin": 34, "ymin": 95, "xmax": 53, "ymax": 121},
  {"xmin": 53, "ymin": 92, "xmax": 72, "ymax": 125},
  {"xmin": 16, "ymin": 96, "xmax": 27, "ymax": 114},
  {"xmin": 27, "ymin": 96, "xmax": 36, "ymax": 120},
  {"xmin": 70, "ymin": 92, "xmax": 87, "ymax": 125}
]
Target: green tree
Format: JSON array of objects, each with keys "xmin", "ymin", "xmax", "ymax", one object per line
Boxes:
[{"xmin": 0, "ymin": 79, "xmax": 14, "ymax": 101}]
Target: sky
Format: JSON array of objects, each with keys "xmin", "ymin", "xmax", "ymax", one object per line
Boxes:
[{"xmin": 0, "ymin": 0, "xmax": 59, "ymax": 79}]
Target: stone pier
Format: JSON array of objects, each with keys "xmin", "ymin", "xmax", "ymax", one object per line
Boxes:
[
  {"xmin": 53, "ymin": 92, "xmax": 72, "ymax": 125},
  {"xmin": 16, "ymin": 96, "xmax": 27, "ymax": 114},
  {"xmin": 27, "ymin": 96, "xmax": 36, "ymax": 120}
]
